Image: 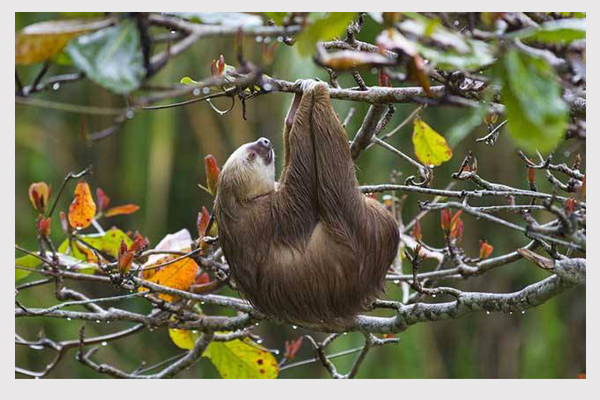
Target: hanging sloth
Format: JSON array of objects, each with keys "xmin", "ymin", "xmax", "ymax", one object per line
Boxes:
[{"xmin": 214, "ymin": 80, "xmax": 399, "ymax": 329}]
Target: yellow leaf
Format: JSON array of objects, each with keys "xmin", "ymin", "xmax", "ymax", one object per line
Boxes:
[
  {"xmin": 168, "ymin": 328, "xmax": 279, "ymax": 378},
  {"xmin": 204, "ymin": 338, "xmax": 279, "ymax": 379},
  {"xmin": 15, "ymin": 18, "xmax": 114, "ymax": 65},
  {"xmin": 169, "ymin": 326, "xmax": 198, "ymax": 350},
  {"xmin": 412, "ymin": 118, "xmax": 452, "ymax": 166},
  {"xmin": 140, "ymin": 255, "xmax": 199, "ymax": 302},
  {"xmin": 68, "ymin": 180, "xmax": 97, "ymax": 229}
]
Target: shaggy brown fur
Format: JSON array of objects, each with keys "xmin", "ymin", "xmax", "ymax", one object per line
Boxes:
[{"xmin": 214, "ymin": 81, "xmax": 399, "ymax": 330}]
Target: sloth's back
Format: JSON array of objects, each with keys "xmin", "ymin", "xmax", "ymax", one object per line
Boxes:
[{"xmin": 236, "ymin": 196, "xmax": 398, "ymax": 329}]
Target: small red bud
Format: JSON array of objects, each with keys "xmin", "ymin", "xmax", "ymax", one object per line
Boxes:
[
  {"xmin": 36, "ymin": 215, "xmax": 51, "ymax": 237},
  {"xmin": 412, "ymin": 219, "xmax": 422, "ymax": 242},
  {"xmin": 527, "ymin": 168, "xmax": 536, "ymax": 184},
  {"xmin": 565, "ymin": 198, "xmax": 576, "ymax": 216}
]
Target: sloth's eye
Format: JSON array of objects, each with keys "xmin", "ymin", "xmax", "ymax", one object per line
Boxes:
[{"xmin": 247, "ymin": 152, "xmax": 257, "ymax": 161}]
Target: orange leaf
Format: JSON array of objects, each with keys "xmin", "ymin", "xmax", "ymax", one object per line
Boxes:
[
  {"xmin": 68, "ymin": 180, "xmax": 96, "ymax": 229},
  {"xmin": 450, "ymin": 215, "xmax": 463, "ymax": 244},
  {"xmin": 479, "ymin": 240, "xmax": 494, "ymax": 259},
  {"xmin": 450, "ymin": 210, "xmax": 463, "ymax": 235},
  {"xmin": 140, "ymin": 256, "xmax": 199, "ymax": 302},
  {"xmin": 440, "ymin": 209, "xmax": 452, "ymax": 234},
  {"xmin": 104, "ymin": 204, "xmax": 140, "ymax": 217}
]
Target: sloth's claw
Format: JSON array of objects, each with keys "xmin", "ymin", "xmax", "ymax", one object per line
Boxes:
[{"xmin": 294, "ymin": 79, "xmax": 323, "ymax": 93}]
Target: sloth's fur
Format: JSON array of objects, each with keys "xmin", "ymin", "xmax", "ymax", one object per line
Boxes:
[{"xmin": 214, "ymin": 82, "xmax": 399, "ymax": 329}]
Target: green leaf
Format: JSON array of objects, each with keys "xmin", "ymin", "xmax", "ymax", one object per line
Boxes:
[
  {"xmin": 296, "ymin": 12, "xmax": 357, "ymax": 56},
  {"xmin": 204, "ymin": 338, "xmax": 279, "ymax": 379},
  {"xmin": 398, "ymin": 16, "xmax": 494, "ymax": 71},
  {"xmin": 58, "ymin": 227, "xmax": 132, "ymax": 264},
  {"xmin": 495, "ymin": 49, "xmax": 568, "ymax": 154},
  {"xmin": 417, "ymin": 40, "xmax": 494, "ymax": 71},
  {"xmin": 180, "ymin": 76, "xmax": 200, "ymax": 86},
  {"xmin": 66, "ymin": 20, "xmax": 146, "ymax": 94},
  {"xmin": 509, "ymin": 18, "xmax": 586, "ymax": 44},
  {"xmin": 15, "ymin": 254, "xmax": 41, "ymax": 282},
  {"xmin": 15, "ymin": 18, "xmax": 114, "ymax": 65}
]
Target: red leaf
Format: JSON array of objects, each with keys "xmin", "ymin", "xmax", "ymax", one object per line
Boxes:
[
  {"xmin": 197, "ymin": 206, "xmax": 211, "ymax": 238},
  {"xmin": 130, "ymin": 233, "xmax": 149, "ymax": 253},
  {"xmin": 96, "ymin": 187, "xmax": 110, "ymax": 212},
  {"xmin": 195, "ymin": 272, "xmax": 210, "ymax": 285},
  {"xmin": 104, "ymin": 204, "xmax": 140, "ymax": 217},
  {"xmin": 204, "ymin": 155, "xmax": 221, "ymax": 196},
  {"xmin": 284, "ymin": 336, "xmax": 304, "ymax": 361}
]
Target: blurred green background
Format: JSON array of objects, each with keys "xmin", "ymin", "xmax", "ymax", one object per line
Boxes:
[{"xmin": 15, "ymin": 13, "xmax": 585, "ymax": 378}]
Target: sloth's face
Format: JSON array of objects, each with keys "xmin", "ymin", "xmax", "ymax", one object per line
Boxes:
[
  {"xmin": 245, "ymin": 137, "xmax": 274, "ymax": 166},
  {"xmin": 220, "ymin": 137, "xmax": 276, "ymax": 199}
]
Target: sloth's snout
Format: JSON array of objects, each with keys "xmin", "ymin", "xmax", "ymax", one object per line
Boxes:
[
  {"xmin": 258, "ymin": 137, "xmax": 271, "ymax": 150},
  {"xmin": 250, "ymin": 137, "xmax": 274, "ymax": 165}
]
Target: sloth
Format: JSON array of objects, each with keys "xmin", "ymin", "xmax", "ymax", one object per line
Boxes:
[{"xmin": 214, "ymin": 80, "xmax": 399, "ymax": 329}]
